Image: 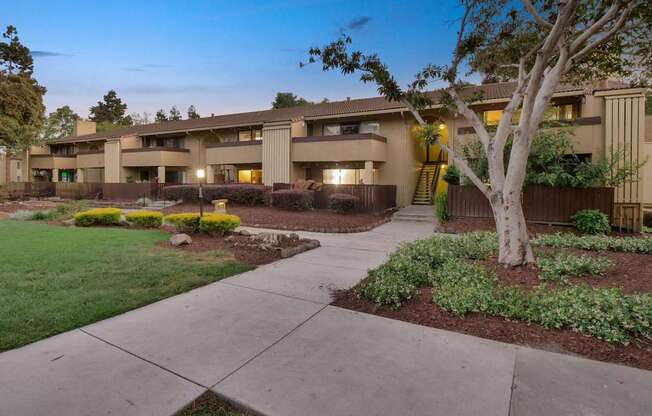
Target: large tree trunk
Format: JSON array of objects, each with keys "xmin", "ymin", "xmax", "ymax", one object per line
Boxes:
[{"xmin": 491, "ymin": 192, "xmax": 534, "ymax": 267}]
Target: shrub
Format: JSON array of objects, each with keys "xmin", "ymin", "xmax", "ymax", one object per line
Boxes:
[
  {"xmin": 533, "ymin": 233, "xmax": 652, "ymax": 254},
  {"xmin": 126, "ymin": 211, "xmax": 163, "ymax": 228},
  {"xmin": 358, "ymin": 254, "xmax": 430, "ymax": 307},
  {"xmin": 271, "ymin": 189, "xmax": 314, "ymax": 211},
  {"xmin": 442, "ymin": 165, "xmax": 460, "ymax": 185},
  {"xmin": 571, "ymin": 209, "xmax": 611, "ymax": 235},
  {"xmin": 434, "ymin": 192, "xmax": 448, "ymax": 223},
  {"xmin": 29, "ymin": 201, "xmax": 89, "ymax": 221},
  {"xmin": 73, "ymin": 208, "xmax": 121, "ymax": 227},
  {"xmin": 163, "ymin": 185, "xmax": 268, "ymax": 206},
  {"xmin": 432, "ymin": 260, "xmax": 495, "ymax": 314},
  {"xmin": 163, "ymin": 213, "xmax": 201, "ymax": 233},
  {"xmin": 329, "ymin": 193, "xmax": 358, "ymax": 213},
  {"xmin": 199, "ymin": 213, "xmax": 241, "ymax": 235},
  {"xmin": 537, "ymin": 252, "xmax": 612, "ymax": 282}
]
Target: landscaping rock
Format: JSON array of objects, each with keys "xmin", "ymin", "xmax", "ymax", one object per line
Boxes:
[
  {"xmin": 62, "ymin": 218, "xmax": 75, "ymax": 227},
  {"xmin": 136, "ymin": 197, "xmax": 153, "ymax": 206},
  {"xmin": 170, "ymin": 233, "xmax": 192, "ymax": 246},
  {"xmin": 119, "ymin": 216, "xmax": 129, "ymax": 226},
  {"xmin": 239, "ymin": 229, "xmax": 251, "ymax": 236},
  {"xmin": 280, "ymin": 239, "xmax": 321, "ymax": 258}
]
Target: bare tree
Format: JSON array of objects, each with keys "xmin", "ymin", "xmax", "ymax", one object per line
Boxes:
[{"xmin": 305, "ymin": 0, "xmax": 650, "ymax": 266}]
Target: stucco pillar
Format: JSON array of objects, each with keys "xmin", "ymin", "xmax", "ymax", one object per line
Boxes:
[
  {"xmin": 361, "ymin": 161, "xmax": 374, "ymax": 185},
  {"xmin": 104, "ymin": 139, "xmax": 121, "ymax": 183},
  {"xmin": 157, "ymin": 166, "xmax": 166, "ymax": 183},
  {"xmin": 76, "ymin": 168, "xmax": 85, "ymax": 183},
  {"xmin": 52, "ymin": 168, "xmax": 59, "ymax": 183},
  {"xmin": 206, "ymin": 165, "xmax": 215, "ymax": 184}
]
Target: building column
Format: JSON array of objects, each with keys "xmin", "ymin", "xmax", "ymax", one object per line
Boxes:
[
  {"xmin": 52, "ymin": 168, "xmax": 59, "ymax": 183},
  {"xmin": 104, "ymin": 139, "xmax": 121, "ymax": 183},
  {"xmin": 76, "ymin": 168, "xmax": 85, "ymax": 183},
  {"xmin": 206, "ymin": 165, "xmax": 215, "ymax": 184},
  {"xmin": 361, "ymin": 161, "xmax": 374, "ymax": 185},
  {"xmin": 157, "ymin": 166, "xmax": 166, "ymax": 183}
]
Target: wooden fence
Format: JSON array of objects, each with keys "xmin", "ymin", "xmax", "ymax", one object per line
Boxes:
[
  {"xmin": 6, "ymin": 182, "xmax": 164, "ymax": 201},
  {"xmin": 273, "ymin": 183, "xmax": 397, "ymax": 212},
  {"xmin": 447, "ymin": 185, "xmax": 615, "ymax": 224}
]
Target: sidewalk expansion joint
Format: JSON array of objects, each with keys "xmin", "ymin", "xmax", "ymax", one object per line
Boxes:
[
  {"xmin": 210, "ymin": 304, "xmax": 329, "ymax": 389},
  {"xmin": 78, "ymin": 328, "xmax": 208, "ymax": 389},
  {"xmin": 217, "ymin": 280, "xmax": 328, "ymax": 305}
]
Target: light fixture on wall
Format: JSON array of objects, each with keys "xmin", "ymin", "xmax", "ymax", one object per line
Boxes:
[{"xmin": 196, "ymin": 168, "xmax": 205, "ymax": 216}]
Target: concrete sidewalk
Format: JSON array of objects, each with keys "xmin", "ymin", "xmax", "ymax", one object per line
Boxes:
[{"xmin": 2, "ymin": 219, "xmax": 652, "ymax": 416}]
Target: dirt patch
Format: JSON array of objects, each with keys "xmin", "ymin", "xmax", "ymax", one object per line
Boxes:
[
  {"xmin": 162, "ymin": 203, "xmax": 391, "ymax": 233},
  {"xmin": 0, "ymin": 200, "xmax": 62, "ymax": 214},
  {"xmin": 483, "ymin": 248, "xmax": 652, "ymax": 295},
  {"xmin": 177, "ymin": 390, "xmax": 253, "ymax": 415},
  {"xmin": 161, "ymin": 232, "xmax": 317, "ymax": 266},
  {"xmin": 438, "ymin": 217, "xmax": 637, "ymax": 237},
  {"xmin": 333, "ymin": 288, "xmax": 652, "ymax": 371}
]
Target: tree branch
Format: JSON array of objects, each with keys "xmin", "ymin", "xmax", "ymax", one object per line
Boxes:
[
  {"xmin": 569, "ymin": 2, "xmax": 620, "ymax": 53},
  {"xmin": 522, "ymin": 0, "xmax": 552, "ymax": 29}
]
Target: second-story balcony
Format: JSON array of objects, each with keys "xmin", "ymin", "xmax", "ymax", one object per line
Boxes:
[
  {"xmin": 121, "ymin": 147, "xmax": 191, "ymax": 167},
  {"xmin": 205, "ymin": 140, "xmax": 262, "ymax": 165},
  {"xmin": 30, "ymin": 154, "xmax": 77, "ymax": 170},
  {"xmin": 76, "ymin": 150, "xmax": 105, "ymax": 168},
  {"xmin": 291, "ymin": 133, "xmax": 387, "ymax": 162}
]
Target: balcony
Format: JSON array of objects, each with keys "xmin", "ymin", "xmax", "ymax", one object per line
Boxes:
[
  {"xmin": 121, "ymin": 147, "xmax": 191, "ymax": 167},
  {"xmin": 291, "ymin": 133, "xmax": 387, "ymax": 162},
  {"xmin": 206, "ymin": 140, "xmax": 262, "ymax": 165},
  {"xmin": 76, "ymin": 150, "xmax": 104, "ymax": 168},
  {"xmin": 30, "ymin": 154, "xmax": 77, "ymax": 170}
]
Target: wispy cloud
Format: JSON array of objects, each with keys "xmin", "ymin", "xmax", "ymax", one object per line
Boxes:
[
  {"xmin": 123, "ymin": 64, "xmax": 173, "ymax": 72},
  {"xmin": 32, "ymin": 50, "xmax": 72, "ymax": 58},
  {"xmin": 343, "ymin": 16, "xmax": 371, "ymax": 31}
]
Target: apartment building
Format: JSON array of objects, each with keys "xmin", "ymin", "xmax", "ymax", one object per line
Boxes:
[{"xmin": 6, "ymin": 81, "xmax": 650, "ymax": 209}]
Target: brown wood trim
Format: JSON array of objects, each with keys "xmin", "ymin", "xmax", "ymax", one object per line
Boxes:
[
  {"xmin": 206, "ymin": 140, "xmax": 263, "ymax": 148},
  {"xmin": 573, "ymin": 116, "xmax": 601, "ymax": 126},
  {"xmin": 457, "ymin": 127, "xmax": 475, "ymax": 135},
  {"xmin": 76, "ymin": 150, "xmax": 104, "ymax": 155},
  {"xmin": 122, "ymin": 147, "xmax": 190, "ymax": 153},
  {"xmin": 292, "ymin": 133, "xmax": 387, "ymax": 143},
  {"xmin": 31, "ymin": 154, "xmax": 77, "ymax": 158}
]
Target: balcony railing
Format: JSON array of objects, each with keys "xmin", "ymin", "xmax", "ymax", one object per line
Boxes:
[{"xmin": 291, "ymin": 133, "xmax": 387, "ymax": 162}]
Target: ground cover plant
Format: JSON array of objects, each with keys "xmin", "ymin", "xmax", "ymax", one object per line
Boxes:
[
  {"xmin": 27, "ymin": 201, "xmax": 88, "ymax": 221},
  {"xmin": 354, "ymin": 232, "xmax": 651, "ymax": 345},
  {"xmin": 73, "ymin": 207, "xmax": 121, "ymax": 226},
  {"xmin": 533, "ymin": 233, "xmax": 652, "ymax": 254},
  {"xmin": 0, "ymin": 221, "xmax": 251, "ymax": 351}
]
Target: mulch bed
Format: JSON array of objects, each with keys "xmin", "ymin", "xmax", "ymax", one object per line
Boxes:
[
  {"xmin": 0, "ymin": 200, "xmax": 62, "ymax": 214},
  {"xmin": 177, "ymin": 390, "xmax": 252, "ymax": 415},
  {"xmin": 160, "ymin": 232, "xmax": 314, "ymax": 266},
  {"xmin": 162, "ymin": 203, "xmax": 391, "ymax": 233},
  {"xmin": 333, "ymin": 287, "xmax": 652, "ymax": 371},
  {"xmin": 438, "ymin": 216, "xmax": 637, "ymax": 237}
]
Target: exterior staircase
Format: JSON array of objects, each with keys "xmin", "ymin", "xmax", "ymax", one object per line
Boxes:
[{"xmin": 412, "ymin": 162, "xmax": 439, "ymax": 205}]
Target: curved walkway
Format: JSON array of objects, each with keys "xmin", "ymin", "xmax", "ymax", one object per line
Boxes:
[{"xmin": 1, "ymin": 219, "xmax": 651, "ymax": 416}]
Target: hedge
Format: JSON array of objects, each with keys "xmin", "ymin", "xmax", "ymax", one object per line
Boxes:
[
  {"xmin": 126, "ymin": 210, "xmax": 163, "ymax": 228},
  {"xmin": 73, "ymin": 208, "xmax": 122, "ymax": 227},
  {"xmin": 329, "ymin": 193, "xmax": 358, "ymax": 213},
  {"xmin": 163, "ymin": 213, "xmax": 201, "ymax": 233},
  {"xmin": 199, "ymin": 213, "xmax": 241, "ymax": 235},
  {"xmin": 271, "ymin": 189, "xmax": 314, "ymax": 211},
  {"xmin": 163, "ymin": 185, "xmax": 269, "ymax": 206}
]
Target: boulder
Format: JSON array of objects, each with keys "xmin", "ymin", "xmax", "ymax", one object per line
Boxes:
[
  {"xmin": 239, "ymin": 229, "xmax": 251, "ymax": 236},
  {"xmin": 136, "ymin": 197, "xmax": 153, "ymax": 206},
  {"xmin": 170, "ymin": 233, "xmax": 192, "ymax": 246}
]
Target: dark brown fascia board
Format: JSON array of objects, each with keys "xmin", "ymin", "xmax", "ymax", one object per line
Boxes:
[
  {"xmin": 122, "ymin": 147, "xmax": 190, "ymax": 153},
  {"xmin": 30, "ymin": 154, "xmax": 77, "ymax": 158},
  {"xmin": 292, "ymin": 133, "xmax": 387, "ymax": 143},
  {"xmin": 457, "ymin": 116, "xmax": 602, "ymax": 134},
  {"xmin": 206, "ymin": 140, "xmax": 263, "ymax": 148}
]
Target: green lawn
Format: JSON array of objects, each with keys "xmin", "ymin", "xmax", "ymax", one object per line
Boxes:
[{"xmin": 0, "ymin": 220, "xmax": 252, "ymax": 351}]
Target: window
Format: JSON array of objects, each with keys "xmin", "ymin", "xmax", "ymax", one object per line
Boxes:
[
  {"xmin": 238, "ymin": 169, "xmax": 262, "ymax": 184},
  {"xmin": 143, "ymin": 137, "xmax": 184, "ymax": 148},
  {"xmin": 341, "ymin": 123, "xmax": 359, "ymax": 135},
  {"xmin": 238, "ymin": 128, "xmax": 262, "ymax": 141},
  {"xmin": 360, "ymin": 121, "xmax": 380, "ymax": 134},
  {"xmin": 324, "ymin": 124, "xmax": 341, "ymax": 136},
  {"xmin": 545, "ymin": 103, "xmax": 575, "ymax": 121},
  {"xmin": 51, "ymin": 144, "xmax": 76, "ymax": 156},
  {"xmin": 323, "ymin": 169, "xmax": 361, "ymax": 185},
  {"xmin": 483, "ymin": 110, "xmax": 503, "ymax": 126}
]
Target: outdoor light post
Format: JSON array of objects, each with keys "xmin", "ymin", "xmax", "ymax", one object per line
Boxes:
[{"xmin": 196, "ymin": 168, "xmax": 205, "ymax": 217}]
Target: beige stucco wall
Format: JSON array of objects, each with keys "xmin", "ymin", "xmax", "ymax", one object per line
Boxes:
[
  {"xmin": 77, "ymin": 153, "xmax": 105, "ymax": 168},
  {"xmin": 262, "ymin": 122, "xmax": 291, "ymax": 185},
  {"xmin": 206, "ymin": 143, "xmax": 263, "ymax": 165},
  {"xmin": 29, "ymin": 145, "xmax": 50, "ymax": 155},
  {"xmin": 30, "ymin": 156, "xmax": 77, "ymax": 170},
  {"xmin": 121, "ymin": 150, "xmax": 191, "ymax": 167},
  {"xmin": 0, "ymin": 153, "xmax": 5, "ymax": 185},
  {"xmin": 292, "ymin": 138, "xmax": 387, "ymax": 163},
  {"xmin": 104, "ymin": 139, "xmax": 121, "ymax": 183}
]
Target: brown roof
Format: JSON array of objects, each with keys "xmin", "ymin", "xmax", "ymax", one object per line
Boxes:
[{"xmin": 53, "ymin": 81, "xmax": 627, "ymax": 143}]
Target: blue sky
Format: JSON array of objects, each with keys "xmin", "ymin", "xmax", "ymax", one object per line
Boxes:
[{"xmin": 4, "ymin": 0, "xmax": 467, "ymax": 118}]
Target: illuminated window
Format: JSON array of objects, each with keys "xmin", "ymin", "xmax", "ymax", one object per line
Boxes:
[
  {"xmin": 238, "ymin": 169, "xmax": 262, "ymax": 184},
  {"xmin": 323, "ymin": 169, "xmax": 361, "ymax": 185},
  {"xmin": 324, "ymin": 124, "xmax": 341, "ymax": 136},
  {"xmin": 483, "ymin": 110, "xmax": 503, "ymax": 126},
  {"xmin": 545, "ymin": 103, "xmax": 575, "ymax": 121},
  {"xmin": 238, "ymin": 130, "xmax": 252, "ymax": 141}
]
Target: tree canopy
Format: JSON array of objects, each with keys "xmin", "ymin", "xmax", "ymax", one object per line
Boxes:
[
  {"xmin": 169, "ymin": 105, "xmax": 181, "ymax": 121},
  {"xmin": 187, "ymin": 105, "xmax": 200, "ymax": 119},
  {"xmin": 42, "ymin": 105, "xmax": 79, "ymax": 141},
  {"xmin": 155, "ymin": 109, "xmax": 168, "ymax": 123},
  {"xmin": 272, "ymin": 92, "xmax": 311, "ymax": 109},
  {"xmin": 0, "ymin": 25, "xmax": 45, "ymax": 151},
  {"xmin": 89, "ymin": 90, "xmax": 130, "ymax": 125}
]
